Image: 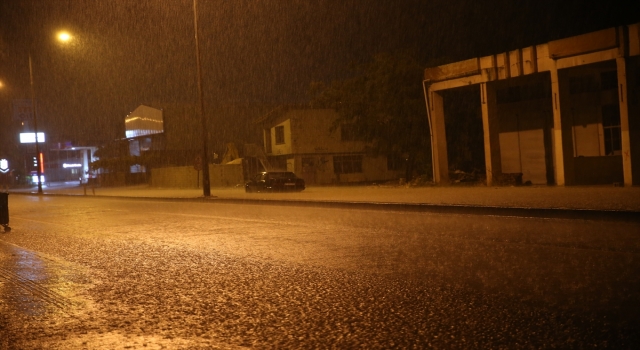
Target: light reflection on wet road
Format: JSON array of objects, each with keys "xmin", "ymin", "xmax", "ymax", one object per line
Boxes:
[
  {"xmin": 0, "ymin": 245, "xmax": 50, "ymax": 317},
  {"xmin": 0, "ymin": 195, "xmax": 639, "ymax": 348}
]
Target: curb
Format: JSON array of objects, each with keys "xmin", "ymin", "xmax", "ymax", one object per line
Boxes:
[
  {"xmin": 211, "ymin": 198, "xmax": 640, "ymax": 222},
  {"xmin": 10, "ymin": 192, "xmax": 640, "ymax": 222}
]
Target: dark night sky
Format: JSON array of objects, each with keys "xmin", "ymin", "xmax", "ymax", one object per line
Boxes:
[{"xmin": 1, "ymin": 0, "xmax": 639, "ymax": 149}]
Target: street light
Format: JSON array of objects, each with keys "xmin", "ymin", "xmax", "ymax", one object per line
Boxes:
[
  {"xmin": 57, "ymin": 31, "xmax": 72, "ymax": 43},
  {"xmin": 29, "ymin": 31, "xmax": 73, "ymax": 194},
  {"xmin": 192, "ymin": 0, "xmax": 211, "ymax": 197}
]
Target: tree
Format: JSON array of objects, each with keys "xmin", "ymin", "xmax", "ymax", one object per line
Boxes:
[
  {"xmin": 309, "ymin": 52, "xmax": 431, "ymax": 181},
  {"xmin": 90, "ymin": 141, "xmax": 131, "ymax": 184}
]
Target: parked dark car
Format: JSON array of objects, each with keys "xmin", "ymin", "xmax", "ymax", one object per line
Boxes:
[{"xmin": 245, "ymin": 171, "xmax": 306, "ymax": 192}]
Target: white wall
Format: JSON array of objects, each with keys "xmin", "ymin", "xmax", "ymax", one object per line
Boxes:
[
  {"xmin": 151, "ymin": 164, "xmax": 244, "ymax": 188},
  {"xmin": 269, "ymin": 119, "xmax": 293, "ymax": 156}
]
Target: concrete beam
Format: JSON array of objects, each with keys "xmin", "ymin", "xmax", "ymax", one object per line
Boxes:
[
  {"xmin": 556, "ymin": 48, "xmax": 620, "ymax": 70},
  {"xmin": 427, "ymin": 23, "xmax": 639, "ymax": 90},
  {"xmin": 479, "ymin": 55, "xmax": 498, "ymax": 81},
  {"xmin": 535, "ymin": 44, "xmax": 554, "ymax": 72},
  {"xmin": 429, "ymin": 74, "xmax": 484, "ymax": 92},
  {"xmin": 548, "ymin": 27, "xmax": 618, "ymax": 59},
  {"xmin": 424, "ymin": 58, "xmax": 480, "ymax": 82},
  {"xmin": 522, "ymin": 46, "xmax": 538, "ymax": 75},
  {"xmin": 496, "ymin": 53, "xmax": 510, "ymax": 79},
  {"xmin": 509, "ymin": 49, "xmax": 524, "ymax": 78}
]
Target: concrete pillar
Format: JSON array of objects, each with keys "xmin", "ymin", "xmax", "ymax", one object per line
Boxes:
[
  {"xmin": 429, "ymin": 90, "xmax": 449, "ymax": 183},
  {"xmin": 627, "ymin": 57, "xmax": 640, "ymax": 185},
  {"xmin": 480, "ymin": 82, "xmax": 501, "ymax": 186},
  {"xmin": 617, "ymin": 57, "xmax": 635, "ymax": 186},
  {"xmin": 549, "ymin": 66, "xmax": 574, "ymax": 185}
]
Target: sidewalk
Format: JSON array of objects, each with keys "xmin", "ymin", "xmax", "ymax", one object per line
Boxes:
[{"xmin": 9, "ymin": 182, "xmax": 640, "ymax": 212}]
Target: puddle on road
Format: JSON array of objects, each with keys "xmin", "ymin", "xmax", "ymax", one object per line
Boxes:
[
  {"xmin": 0, "ymin": 244, "xmax": 51, "ymax": 316},
  {"xmin": 18, "ymin": 332, "xmax": 249, "ymax": 350},
  {"xmin": 0, "ymin": 243, "xmax": 88, "ymax": 318}
]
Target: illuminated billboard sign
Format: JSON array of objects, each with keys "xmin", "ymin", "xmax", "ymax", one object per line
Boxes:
[
  {"xmin": 0, "ymin": 159, "xmax": 9, "ymax": 173},
  {"xmin": 19, "ymin": 132, "xmax": 45, "ymax": 143},
  {"xmin": 125, "ymin": 105, "xmax": 164, "ymax": 138}
]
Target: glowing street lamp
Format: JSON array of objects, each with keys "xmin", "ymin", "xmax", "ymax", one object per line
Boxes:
[
  {"xmin": 29, "ymin": 30, "xmax": 73, "ymax": 194},
  {"xmin": 57, "ymin": 31, "xmax": 72, "ymax": 43}
]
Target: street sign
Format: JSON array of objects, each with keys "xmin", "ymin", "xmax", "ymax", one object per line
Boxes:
[
  {"xmin": 194, "ymin": 156, "xmax": 202, "ymax": 171},
  {"xmin": 12, "ymin": 99, "xmax": 35, "ymax": 122}
]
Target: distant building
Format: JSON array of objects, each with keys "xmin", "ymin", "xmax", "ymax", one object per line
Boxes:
[
  {"xmin": 125, "ymin": 105, "xmax": 166, "ymax": 174},
  {"xmin": 256, "ymin": 108, "xmax": 405, "ymax": 185},
  {"xmin": 124, "ymin": 104, "xmax": 201, "ymax": 170},
  {"xmin": 424, "ymin": 23, "xmax": 640, "ymax": 186},
  {"xmin": 47, "ymin": 143, "xmax": 97, "ymax": 183}
]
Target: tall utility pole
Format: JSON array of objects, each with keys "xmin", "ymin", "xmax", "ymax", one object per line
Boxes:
[
  {"xmin": 28, "ymin": 54, "xmax": 43, "ymax": 195},
  {"xmin": 193, "ymin": 0, "xmax": 211, "ymax": 197}
]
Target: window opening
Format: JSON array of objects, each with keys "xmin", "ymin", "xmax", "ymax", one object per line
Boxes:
[
  {"xmin": 600, "ymin": 71, "xmax": 618, "ymax": 91},
  {"xmin": 569, "ymin": 75, "xmax": 598, "ymax": 94},
  {"xmin": 602, "ymin": 104, "xmax": 621, "ymax": 155},
  {"xmin": 275, "ymin": 125, "xmax": 285, "ymax": 144}
]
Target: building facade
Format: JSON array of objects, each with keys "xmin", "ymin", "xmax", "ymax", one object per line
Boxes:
[
  {"xmin": 424, "ymin": 23, "xmax": 640, "ymax": 186},
  {"xmin": 259, "ymin": 109, "xmax": 404, "ymax": 185}
]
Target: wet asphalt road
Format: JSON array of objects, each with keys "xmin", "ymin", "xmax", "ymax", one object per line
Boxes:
[{"xmin": 1, "ymin": 195, "xmax": 639, "ymax": 349}]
